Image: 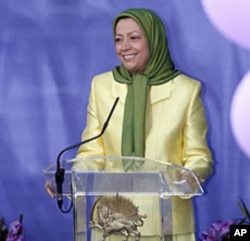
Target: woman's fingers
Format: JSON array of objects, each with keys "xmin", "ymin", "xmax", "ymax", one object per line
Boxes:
[{"xmin": 45, "ymin": 182, "xmax": 56, "ymax": 198}]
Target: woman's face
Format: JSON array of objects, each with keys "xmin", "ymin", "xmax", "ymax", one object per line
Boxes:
[{"xmin": 115, "ymin": 18, "xmax": 149, "ymax": 75}]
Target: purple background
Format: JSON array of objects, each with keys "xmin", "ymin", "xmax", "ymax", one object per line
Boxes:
[{"xmin": 0, "ymin": 0, "xmax": 250, "ymax": 240}]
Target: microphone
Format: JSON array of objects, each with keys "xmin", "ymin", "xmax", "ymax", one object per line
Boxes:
[{"xmin": 55, "ymin": 97, "xmax": 119, "ymax": 213}]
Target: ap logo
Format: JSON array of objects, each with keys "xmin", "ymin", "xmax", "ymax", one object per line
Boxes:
[{"xmin": 230, "ymin": 225, "xmax": 250, "ymax": 241}]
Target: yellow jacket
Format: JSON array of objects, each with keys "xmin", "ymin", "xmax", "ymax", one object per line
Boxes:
[{"xmin": 74, "ymin": 71, "xmax": 213, "ymax": 235}]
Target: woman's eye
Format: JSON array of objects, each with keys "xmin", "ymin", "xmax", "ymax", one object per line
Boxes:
[
  {"xmin": 115, "ymin": 37, "xmax": 122, "ymax": 43},
  {"xmin": 130, "ymin": 36, "xmax": 140, "ymax": 41}
]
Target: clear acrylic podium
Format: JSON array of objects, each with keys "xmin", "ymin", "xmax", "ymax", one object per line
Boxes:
[{"xmin": 44, "ymin": 156, "xmax": 203, "ymax": 241}]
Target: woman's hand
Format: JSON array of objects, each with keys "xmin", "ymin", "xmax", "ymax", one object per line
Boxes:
[
  {"xmin": 45, "ymin": 181, "xmax": 56, "ymax": 198},
  {"xmin": 175, "ymin": 170, "xmax": 205, "ymax": 192},
  {"xmin": 195, "ymin": 173, "xmax": 205, "ymax": 185}
]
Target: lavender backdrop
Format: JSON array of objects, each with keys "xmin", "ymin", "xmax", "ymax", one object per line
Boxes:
[{"xmin": 0, "ymin": 0, "xmax": 250, "ymax": 240}]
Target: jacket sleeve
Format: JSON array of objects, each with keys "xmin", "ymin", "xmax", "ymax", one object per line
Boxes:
[
  {"xmin": 72, "ymin": 76, "xmax": 106, "ymax": 171},
  {"xmin": 182, "ymin": 81, "xmax": 213, "ymax": 179}
]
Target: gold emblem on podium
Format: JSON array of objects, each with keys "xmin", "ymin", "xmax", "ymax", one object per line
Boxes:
[{"xmin": 90, "ymin": 195, "xmax": 147, "ymax": 241}]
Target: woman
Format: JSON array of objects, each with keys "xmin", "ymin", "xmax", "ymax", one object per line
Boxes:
[{"xmin": 66, "ymin": 8, "xmax": 212, "ymax": 241}]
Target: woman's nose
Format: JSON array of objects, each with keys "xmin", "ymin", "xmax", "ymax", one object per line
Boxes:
[{"xmin": 121, "ymin": 39, "xmax": 130, "ymax": 50}]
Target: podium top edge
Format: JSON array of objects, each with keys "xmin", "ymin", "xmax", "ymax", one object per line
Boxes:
[{"xmin": 43, "ymin": 155, "xmax": 194, "ymax": 174}]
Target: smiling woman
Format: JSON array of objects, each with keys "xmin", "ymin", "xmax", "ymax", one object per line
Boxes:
[{"xmin": 71, "ymin": 8, "xmax": 213, "ymax": 241}]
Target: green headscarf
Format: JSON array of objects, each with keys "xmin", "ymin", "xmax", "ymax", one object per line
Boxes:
[{"xmin": 112, "ymin": 8, "xmax": 180, "ymax": 170}]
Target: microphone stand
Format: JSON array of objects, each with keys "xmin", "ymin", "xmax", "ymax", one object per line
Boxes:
[{"xmin": 55, "ymin": 97, "xmax": 119, "ymax": 213}]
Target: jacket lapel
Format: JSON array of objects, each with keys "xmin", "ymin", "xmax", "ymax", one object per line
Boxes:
[
  {"xmin": 111, "ymin": 78, "xmax": 128, "ymax": 104},
  {"xmin": 150, "ymin": 80, "xmax": 173, "ymax": 104}
]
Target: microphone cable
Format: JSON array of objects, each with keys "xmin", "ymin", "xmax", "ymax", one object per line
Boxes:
[{"xmin": 55, "ymin": 97, "xmax": 119, "ymax": 213}]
